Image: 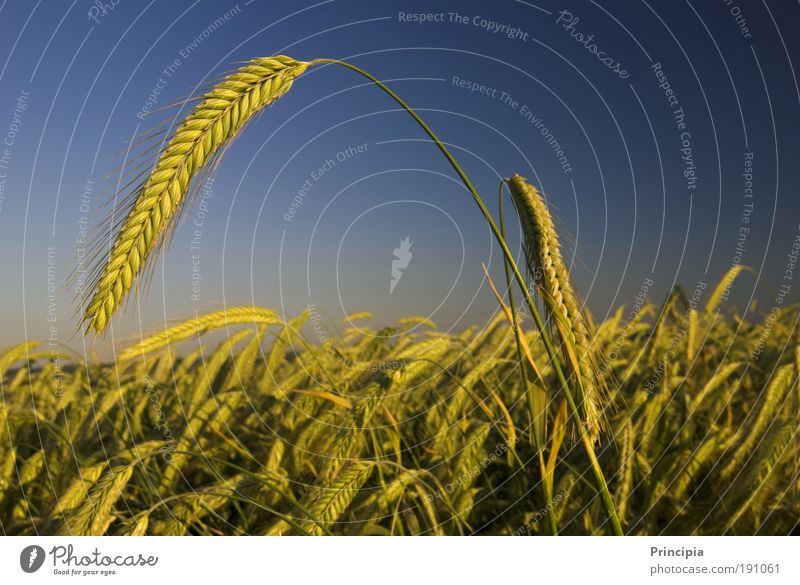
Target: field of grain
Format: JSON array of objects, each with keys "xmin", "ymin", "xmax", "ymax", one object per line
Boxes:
[
  {"xmin": 1, "ymin": 55, "xmax": 797, "ymax": 537},
  {"xmin": 2, "ymin": 269, "xmax": 798, "ymax": 535}
]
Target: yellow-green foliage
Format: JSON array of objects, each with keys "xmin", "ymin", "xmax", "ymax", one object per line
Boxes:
[
  {"xmin": 65, "ymin": 55, "xmax": 800, "ymax": 535},
  {"xmin": 3, "ymin": 267, "xmax": 799, "ymax": 535}
]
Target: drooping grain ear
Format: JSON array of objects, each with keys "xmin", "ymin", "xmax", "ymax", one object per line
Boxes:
[
  {"xmin": 505, "ymin": 174, "xmax": 606, "ymax": 437},
  {"xmin": 82, "ymin": 56, "xmax": 311, "ymax": 334}
]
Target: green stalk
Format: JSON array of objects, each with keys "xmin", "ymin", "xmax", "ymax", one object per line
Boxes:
[
  {"xmin": 499, "ymin": 180, "xmax": 558, "ymax": 536},
  {"xmin": 312, "ymin": 58, "xmax": 622, "ymax": 535}
]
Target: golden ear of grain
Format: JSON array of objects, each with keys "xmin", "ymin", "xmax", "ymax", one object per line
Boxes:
[
  {"xmin": 53, "ymin": 462, "xmax": 107, "ymax": 515},
  {"xmin": 116, "ymin": 513, "xmax": 149, "ymax": 536},
  {"xmin": 118, "ymin": 306, "xmax": 282, "ymax": 360},
  {"xmin": 83, "ymin": 56, "xmax": 311, "ymax": 333},
  {"xmin": 506, "ymin": 174, "xmax": 606, "ymax": 436},
  {"xmin": 61, "ymin": 464, "xmax": 135, "ymax": 535},
  {"xmin": 0, "ymin": 341, "xmax": 38, "ymax": 377},
  {"xmin": 705, "ymin": 264, "xmax": 749, "ymax": 316},
  {"xmin": 719, "ymin": 363, "xmax": 795, "ymax": 481},
  {"xmin": 301, "ymin": 461, "xmax": 373, "ymax": 535}
]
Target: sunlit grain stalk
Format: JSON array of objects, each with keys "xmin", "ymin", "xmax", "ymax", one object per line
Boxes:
[
  {"xmin": 118, "ymin": 306, "xmax": 282, "ymax": 360},
  {"xmin": 83, "ymin": 56, "xmax": 311, "ymax": 333},
  {"xmin": 505, "ymin": 174, "xmax": 604, "ymax": 437},
  {"xmin": 498, "ymin": 180, "xmax": 558, "ymax": 535},
  {"xmin": 503, "ymin": 174, "xmax": 620, "ymax": 534},
  {"xmin": 82, "ymin": 55, "xmax": 622, "ymax": 535}
]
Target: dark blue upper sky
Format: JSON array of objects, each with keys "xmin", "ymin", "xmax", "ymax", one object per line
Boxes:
[{"xmin": 0, "ymin": 0, "xmax": 798, "ymax": 350}]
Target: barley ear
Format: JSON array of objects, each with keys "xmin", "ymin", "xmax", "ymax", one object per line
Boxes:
[
  {"xmin": 506, "ymin": 174, "xmax": 606, "ymax": 436},
  {"xmin": 118, "ymin": 306, "xmax": 282, "ymax": 360},
  {"xmin": 83, "ymin": 56, "xmax": 310, "ymax": 333}
]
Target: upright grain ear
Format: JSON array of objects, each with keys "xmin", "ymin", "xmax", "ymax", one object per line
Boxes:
[
  {"xmin": 82, "ymin": 56, "xmax": 311, "ymax": 334},
  {"xmin": 505, "ymin": 174, "xmax": 606, "ymax": 437}
]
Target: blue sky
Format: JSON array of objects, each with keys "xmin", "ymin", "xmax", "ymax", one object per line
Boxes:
[{"xmin": 0, "ymin": 0, "xmax": 798, "ymax": 351}]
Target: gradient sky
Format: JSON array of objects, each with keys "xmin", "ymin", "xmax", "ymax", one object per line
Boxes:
[{"xmin": 0, "ymin": 0, "xmax": 798, "ymax": 352}]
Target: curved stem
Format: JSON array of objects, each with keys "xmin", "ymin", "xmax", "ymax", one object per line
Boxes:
[{"xmin": 311, "ymin": 58, "xmax": 622, "ymax": 535}]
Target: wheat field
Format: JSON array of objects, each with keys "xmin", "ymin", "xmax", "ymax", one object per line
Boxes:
[
  {"xmin": 2, "ymin": 55, "xmax": 798, "ymax": 536},
  {"xmin": 2, "ymin": 265, "xmax": 798, "ymax": 535}
]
